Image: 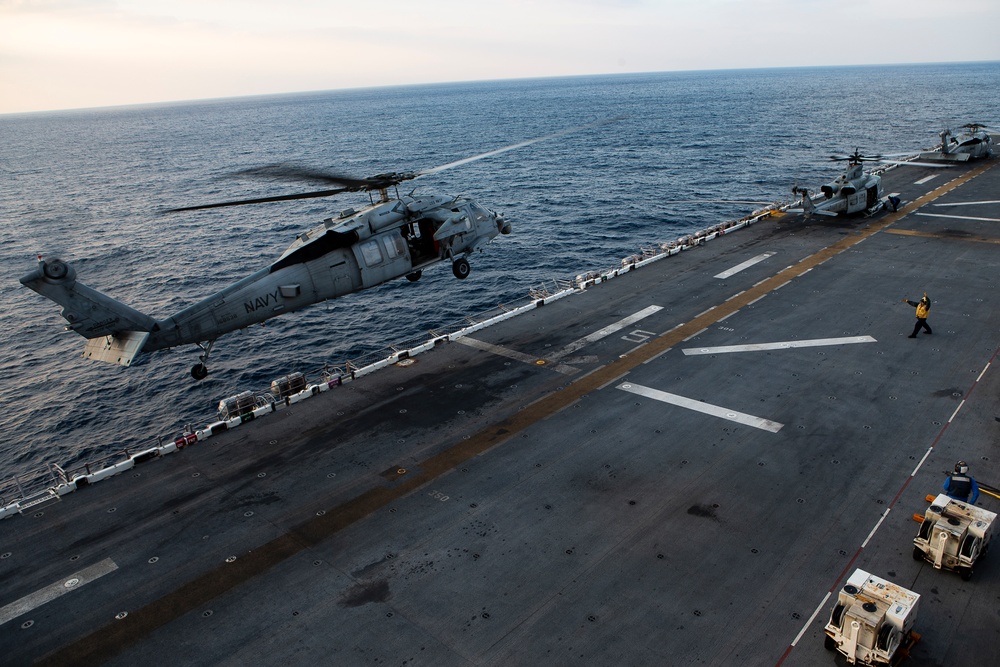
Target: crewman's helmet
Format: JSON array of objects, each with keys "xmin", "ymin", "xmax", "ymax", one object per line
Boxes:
[
  {"xmin": 921, "ymin": 296, "xmax": 929, "ymax": 303},
  {"xmin": 955, "ymin": 461, "xmax": 969, "ymax": 474}
]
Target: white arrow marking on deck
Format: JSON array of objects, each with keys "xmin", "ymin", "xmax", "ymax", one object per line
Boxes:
[
  {"xmin": 0, "ymin": 558, "xmax": 118, "ymax": 625},
  {"xmin": 681, "ymin": 335, "xmax": 877, "ymax": 356},
  {"xmin": 618, "ymin": 383, "xmax": 784, "ymax": 432},
  {"xmin": 713, "ymin": 252, "xmax": 775, "ymax": 279},
  {"xmin": 548, "ymin": 305, "xmax": 663, "ymax": 361},
  {"xmin": 914, "ymin": 174, "xmax": 939, "ymax": 185},
  {"xmin": 915, "ymin": 212, "xmax": 1000, "ymax": 223}
]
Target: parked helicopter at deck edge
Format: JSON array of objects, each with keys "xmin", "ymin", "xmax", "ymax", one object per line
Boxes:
[
  {"xmin": 920, "ymin": 123, "xmax": 997, "ymax": 162},
  {"xmin": 789, "ymin": 149, "xmax": 950, "ymax": 218},
  {"xmin": 20, "ymin": 123, "xmax": 602, "ymax": 380}
]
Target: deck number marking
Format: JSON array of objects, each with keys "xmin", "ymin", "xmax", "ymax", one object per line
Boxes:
[
  {"xmin": 549, "ymin": 306, "xmax": 663, "ymax": 361},
  {"xmin": 621, "ymin": 329, "xmax": 656, "ymax": 343}
]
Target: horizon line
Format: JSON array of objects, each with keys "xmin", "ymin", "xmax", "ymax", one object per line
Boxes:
[{"xmin": 3, "ymin": 58, "xmax": 997, "ymax": 118}]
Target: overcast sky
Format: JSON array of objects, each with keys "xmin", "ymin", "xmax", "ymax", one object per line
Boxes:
[{"xmin": 2, "ymin": 0, "xmax": 998, "ymax": 114}]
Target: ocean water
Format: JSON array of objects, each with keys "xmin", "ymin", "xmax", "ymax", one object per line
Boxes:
[{"xmin": 1, "ymin": 62, "xmax": 997, "ymax": 480}]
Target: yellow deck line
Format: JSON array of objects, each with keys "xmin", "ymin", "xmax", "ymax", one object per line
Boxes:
[{"xmin": 884, "ymin": 228, "xmax": 1000, "ymax": 244}]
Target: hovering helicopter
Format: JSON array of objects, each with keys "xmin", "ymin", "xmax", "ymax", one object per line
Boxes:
[
  {"xmin": 20, "ymin": 123, "xmax": 596, "ymax": 379},
  {"xmin": 919, "ymin": 123, "xmax": 996, "ymax": 162},
  {"xmin": 789, "ymin": 149, "xmax": 949, "ymax": 218}
]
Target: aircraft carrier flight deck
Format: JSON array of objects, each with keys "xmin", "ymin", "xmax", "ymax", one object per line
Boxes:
[{"xmin": 1, "ymin": 155, "xmax": 998, "ymax": 666}]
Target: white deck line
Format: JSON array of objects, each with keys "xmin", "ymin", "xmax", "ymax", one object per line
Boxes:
[
  {"xmin": 949, "ymin": 399, "xmax": 966, "ymax": 423},
  {"xmin": 915, "ymin": 212, "xmax": 1000, "ymax": 223},
  {"xmin": 682, "ymin": 335, "xmax": 876, "ymax": 356},
  {"xmin": 912, "ymin": 447, "xmax": 934, "ymax": 477},
  {"xmin": 791, "ymin": 591, "xmax": 832, "ymax": 647},
  {"xmin": 934, "ymin": 200, "xmax": 1000, "ymax": 206},
  {"xmin": 914, "ymin": 174, "xmax": 939, "ymax": 185},
  {"xmin": 862, "ymin": 508, "xmax": 892, "ymax": 548},
  {"xmin": 0, "ymin": 558, "xmax": 118, "ymax": 625},
  {"xmin": 618, "ymin": 383, "xmax": 784, "ymax": 432},
  {"xmin": 713, "ymin": 252, "xmax": 775, "ymax": 279}
]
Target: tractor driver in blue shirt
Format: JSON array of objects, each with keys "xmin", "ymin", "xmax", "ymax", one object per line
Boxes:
[{"xmin": 944, "ymin": 461, "xmax": 980, "ymax": 504}]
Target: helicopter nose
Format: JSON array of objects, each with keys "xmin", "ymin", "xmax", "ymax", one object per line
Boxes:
[{"xmin": 496, "ymin": 214, "xmax": 511, "ymax": 235}]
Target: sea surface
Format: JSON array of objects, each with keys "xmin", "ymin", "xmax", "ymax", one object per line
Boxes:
[{"xmin": 1, "ymin": 62, "xmax": 997, "ymax": 482}]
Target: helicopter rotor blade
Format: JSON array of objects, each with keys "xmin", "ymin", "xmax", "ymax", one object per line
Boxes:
[
  {"xmin": 233, "ymin": 165, "xmax": 376, "ymax": 189},
  {"xmin": 164, "ymin": 187, "xmax": 353, "ymax": 213},
  {"xmin": 959, "ymin": 123, "xmax": 1000, "ymax": 132},
  {"xmin": 417, "ymin": 116, "xmax": 621, "ymax": 178},
  {"xmin": 830, "ymin": 154, "xmax": 882, "ymax": 162},
  {"xmin": 660, "ymin": 199, "xmax": 777, "ymax": 205},
  {"xmin": 878, "ymin": 160, "xmax": 953, "ymax": 168},
  {"xmin": 168, "ymin": 117, "xmax": 620, "ymax": 213}
]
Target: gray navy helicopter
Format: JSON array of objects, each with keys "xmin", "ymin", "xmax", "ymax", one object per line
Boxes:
[
  {"xmin": 920, "ymin": 123, "xmax": 996, "ymax": 162},
  {"xmin": 790, "ymin": 149, "xmax": 949, "ymax": 218},
  {"xmin": 21, "ymin": 124, "xmax": 591, "ymax": 380}
]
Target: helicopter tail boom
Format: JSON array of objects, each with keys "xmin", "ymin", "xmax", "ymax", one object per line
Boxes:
[
  {"xmin": 20, "ymin": 258, "xmax": 157, "ymax": 365},
  {"xmin": 789, "ymin": 187, "xmax": 837, "ymax": 218}
]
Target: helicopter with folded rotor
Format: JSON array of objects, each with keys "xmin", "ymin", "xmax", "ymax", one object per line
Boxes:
[
  {"xmin": 789, "ymin": 148, "xmax": 950, "ymax": 218},
  {"xmin": 919, "ymin": 123, "xmax": 997, "ymax": 162}
]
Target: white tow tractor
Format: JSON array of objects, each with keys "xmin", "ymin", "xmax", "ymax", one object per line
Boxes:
[
  {"xmin": 823, "ymin": 569, "xmax": 920, "ymax": 665},
  {"xmin": 912, "ymin": 493, "xmax": 995, "ymax": 580}
]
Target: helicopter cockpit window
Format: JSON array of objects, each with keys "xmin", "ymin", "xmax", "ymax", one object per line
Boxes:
[
  {"xmin": 471, "ymin": 203, "xmax": 490, "ymax": 222},
  {"xmin": 360, "ymin": 240, "xmax": 383, "ymax": 266}
]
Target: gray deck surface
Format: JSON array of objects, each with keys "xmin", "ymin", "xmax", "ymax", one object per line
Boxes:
[{"xmin": 1, "ymin": 157, "xmax": 998, "ymax": 667}]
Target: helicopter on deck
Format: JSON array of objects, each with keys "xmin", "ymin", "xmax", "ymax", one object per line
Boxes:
[
  {"xmin": 790, "ymin": 149, "xmax": 949, "ymax": 218},
  {"xmin": 920, "ymin": 123, "xmax": 996, "ymax": 162},
  {"xmin": 20, "ymin": 123, "xmax": 595, "ymax": 379}
]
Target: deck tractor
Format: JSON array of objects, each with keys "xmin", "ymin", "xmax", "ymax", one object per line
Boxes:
[
  {"xmin": 912, "ymin": 493, "xmax": 995, "ymax": 580},
  {"xmin": 823, "ymin": 569, "xmax": 920, "ymax": 665}
]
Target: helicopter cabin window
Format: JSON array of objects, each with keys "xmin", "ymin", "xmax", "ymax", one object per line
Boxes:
[
  {"xmin": 360, "ymin": 240, "xmax": 383, "ymax": 266},
  {"xmin": 383, "ymin": 234, "xmax": 406, "ymax": 259}
]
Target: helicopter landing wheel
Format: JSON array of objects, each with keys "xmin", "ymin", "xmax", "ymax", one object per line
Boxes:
[
  {"xmin": 452, "ymin": 258, "xmax": 470, "ymax": 280},
  {"xmin": 406, "ymin": 270, "xmax": 422, "ymax": 282},
  {"xmin": 191, "ymin": 363, "xmax": 209, "ymax": 381}
]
